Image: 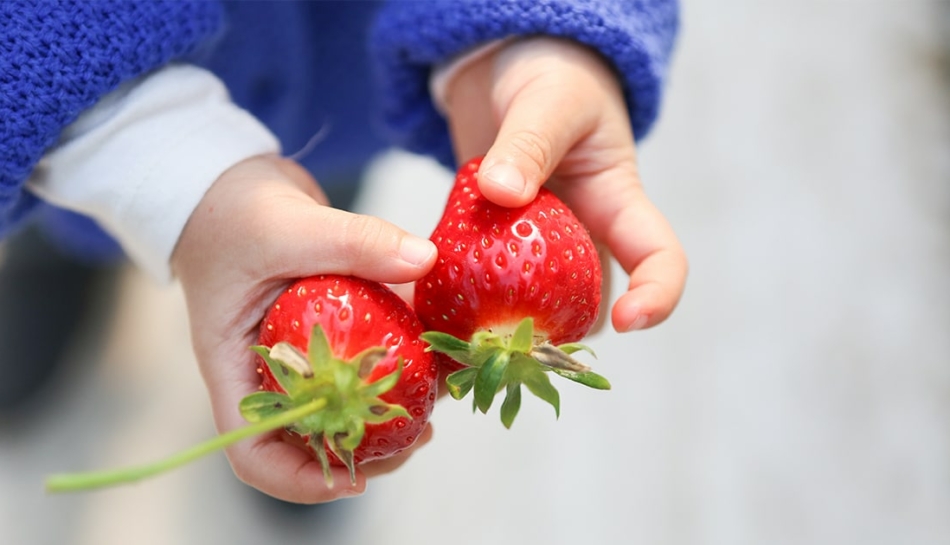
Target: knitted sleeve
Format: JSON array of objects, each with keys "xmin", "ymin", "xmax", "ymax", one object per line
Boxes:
[
  {"xmin": 0, "ymin": 0, "xmax": 224, "ymax": 237},
  {"xmin": 370, "ymin": 0, "xmax": 679, "ymax": 167}
]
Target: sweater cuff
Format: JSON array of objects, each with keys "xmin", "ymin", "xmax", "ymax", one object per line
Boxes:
[
  {"xmin": 371, "ymin": 0, "xmax": 678, "ymax": 167},
  {"xmin": 26, "ymin": 64, "xmax": 280, "ymax": 283}
]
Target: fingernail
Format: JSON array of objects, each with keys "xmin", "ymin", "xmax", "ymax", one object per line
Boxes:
[
  {"xmin": 483, "ymin": 162, "xmax": 526, "ymax": 195},
  {"xmin": 624, "ymin": 313, "xmax": 649, "ymax": 332},
  {"xmin": 338, "ymin": 487, "xmax": 365, "ymax": 499},
  {"xmin": 399, "ymin": 237, "xmax": 436, "ymax": 267}
]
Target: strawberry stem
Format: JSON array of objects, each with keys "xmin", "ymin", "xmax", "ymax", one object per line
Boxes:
[{"xmin": 45, "ymin": 398, "xmax": 328, "ymax": 493}]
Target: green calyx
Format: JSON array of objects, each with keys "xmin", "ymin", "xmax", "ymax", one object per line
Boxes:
[
  {"xmin": 44, "ymin": 325, "xmax": 406, "ymax": 494},
  {"xmin": 420, "ymin": 317, "xmax": 610, "ymax": 429},
  {"xmin": 241, "ymin": 324, "xmax": 410, "ymax": 488}
]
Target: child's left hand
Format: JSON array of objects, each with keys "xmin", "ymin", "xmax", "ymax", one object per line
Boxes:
[{"xmin": 443, "ymin": 37, "xmax": 688, "ymax": 333}]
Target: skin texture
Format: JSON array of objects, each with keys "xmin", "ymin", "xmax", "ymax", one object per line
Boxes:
[
  {"xmin": 444, "ymin": 37, "xmax": 688, "ymax": 333},
  {"xmin": 172, "ymin": 156, "xmax": 437, "ymax": 503},
  {"xmin": 171, "ymin": 36, "xmax": 687, "ymax": 504}
]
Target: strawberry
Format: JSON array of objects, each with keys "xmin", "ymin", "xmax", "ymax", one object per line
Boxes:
[
  {"xmin": 45, "ymin": 275, "xmax": 436, "ymax": 493},
  {"xmin": 243, "ymin": 275, "xmax": 438, "ymax": 486},
  {"xmin": 416, "ymin": 156, "xmax": 610, "ymax": 428}
]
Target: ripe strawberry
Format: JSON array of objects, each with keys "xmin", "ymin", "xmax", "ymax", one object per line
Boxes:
[
  {"xmin": 243, "ymin": 275, "xmax": 437, "ymax": 485},
  {"xmin": 45, "ymin": 274, "xmax": 436, "ymax": 493},
  {"xmin": 416, "ymin": 157, "xmax": 610, "ymax": 428}
]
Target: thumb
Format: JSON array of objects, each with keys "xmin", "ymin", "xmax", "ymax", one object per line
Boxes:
[
  {"xmin": 477, "ymin": 83, "xmax": 598, "ymax": 207},
  {"xmin": 281, "ymin": 205, "xmax": 437, "ymax": 285}
]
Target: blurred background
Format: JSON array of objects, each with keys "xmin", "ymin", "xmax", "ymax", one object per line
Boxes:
[{"xmin": 2, "ymin": 1, "xmax": 948, "ymax": 544}]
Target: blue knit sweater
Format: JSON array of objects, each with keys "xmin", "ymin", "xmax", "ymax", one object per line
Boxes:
[{"xmin": 0, "ymin": 0, "xmax": 678, "ymax": 259}]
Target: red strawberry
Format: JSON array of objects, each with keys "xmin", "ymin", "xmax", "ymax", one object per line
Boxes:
[
  {"xmin": 244, "ymin": 275, "xmax": 437, "ymax": 485},
  {"xmin": 416, "ymin": 157, "xmax": 610, "ymax": 428},
  {"xmin": 45, "ymin": 274, "xmax": 435, "ymax": 493}
]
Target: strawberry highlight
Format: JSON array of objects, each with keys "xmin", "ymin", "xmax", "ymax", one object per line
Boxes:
[{"xmin": 416, "ymin": 157, "xmax": 611, "ymax": 428}]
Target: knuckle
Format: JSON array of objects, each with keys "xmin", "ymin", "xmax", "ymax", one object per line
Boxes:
[
  {"xmin": 339, "ymin": 214, "xmax": 388, "ymax": 267},
  {"xmin": 506, "ymin": 130, "xmax": 553, "ymax": 174}
]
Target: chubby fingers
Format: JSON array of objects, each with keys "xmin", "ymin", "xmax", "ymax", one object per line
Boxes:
[
  {"xmin": 609, "ymin": 199, "xmax": 688, "ymax": 331},
  {"xmin": 444, "ymin": 38, "xmax": 615, "ymax": 208},
  {"xmin": 213, "ymin": 385, "xmax": 434, "ymax": 503},
  {"xmin": 227, "ymin": 430, "xmax": 367, "ymax": 504},
  {"xmin": 254, "ymin": 203, "xmax": 437, "ymax": 286},
  {"xmin": 602, "ymin": 188, "xmax": 687, "ymax": 332},
  {"xmin": 174, "ymin": 155, "xmax": 437, "ymax": 288},
  {"xmin": 475, "ymin": 79, "xmax": 598, "ymax": 207},
  {"xmin": 561, "ymin": 168, "xmax": 687, "ymax": 332}
]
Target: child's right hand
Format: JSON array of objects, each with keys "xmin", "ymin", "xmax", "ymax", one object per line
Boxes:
[{"xmin": 170, "ymin": 155, "xmax": 437, "ymax": 503}]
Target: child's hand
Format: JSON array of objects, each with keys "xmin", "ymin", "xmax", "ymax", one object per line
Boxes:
[
  {"xmin": 444, "ymin": 37, "xmax": 688, "ymax": 332},
  {"xmin": 170, "ymin": 155, "xmax": 437, "ymax": 503}
]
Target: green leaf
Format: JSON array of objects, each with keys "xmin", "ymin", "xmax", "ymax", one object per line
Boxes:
[
  {"xmin": 361, "ymin": 358, "xmax": 403, "ymax": 398},
  {"xmin": 500, "ymin": 382, "xmax": 522, "ymax": 429},
  {"xmin": 239, "ymin": 391, "xmax": 294, "ymax": 423},
  {"xmin": 327, "ymin": 433, "xmax": 357, "ymax": 486},
  {"xmin": 353, "ymin": 346, "xmax": 388, "ymax": 379},
  {"xmin": 551, "ymin": 368, "xmax": 612, "ymax": 390},
  {"xmin": 509, "ymin": 317, "xmax": 535, "ymax": 353},
  {"xmin": 470, "ymin": 337, "xmax": 503, "ymax": 367},
  {"xmin": 445, "ymin": 367, "xmax": 478, "ymax": 400},
  {"xmin": 556, "ymin": 342, "xmax": 597, "ymax": 358},
  {"xmin": 420, "ymin": 331, "xmax": 473, "ymax": 365},
  {"xmin": 339, "ymin": 418, "xmax": 366, "ymax": 452},
  {"xmin": 251, "ymin": 345, "xmax": 309, "ymax": 395},
  {"xmin": 307, "ymin": 324, "xmax": 334, "ymax": 373},
  {"xmin": 309, "ymin": 433, "xmax": 333, "ymax": 488},
  {"xmin": 333, "ymin": 362, "xmax": 361, "ymax": 393},
  {"xmin": 271, "ymin": 342, "xmax": 315, "ymax": 378},
  {"xmin": 530, "ymin": 343, "xmax": 590, "ymax": 373},
  {"xmin": 363, "ymin": 402, "xmax": 411, "ymax": 424},
  {"xmin": 292, "ymin": 406, "xmax": 328, "ymax": 437},
  {"xmin": 474, "ymin": 351, "xmax": 509, "ymax": 414},
  {"xmin": 522, "ymin": 367, "xmax": 561, "ymax": 418}
]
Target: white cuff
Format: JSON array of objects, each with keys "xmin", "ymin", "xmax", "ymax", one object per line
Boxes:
[
  {"xmin": 27, "ymin": 64, "xmax": 280, "ymax": 283},
  {"xmin": 429, "ymin": 39, "xmax": 510, "ymax": 115}
]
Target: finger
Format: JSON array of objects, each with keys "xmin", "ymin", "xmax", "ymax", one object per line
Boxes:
[
  {"xmin": 562, "ymin": 172, "xmax": 687, "ymax": 332},
  {"xmin": 605, "ymin": 194, "xmax": 688, "ymax": 331},
  {"xmin": 385, "ymin": 281, "xmax": 415, "ymax": 306},
  {"xmin": 270, "ymin": 206, "xmax": 437, "ymax": 285},
  {"xmin": 227, "ymin": 431, "xmax": 367, "ymax": 504},
  {"xmin": 198, "ymin": 342, "xmax": 362, "ymax": 504},
  {"xmin": 358, "ymin": 424, "xmax": 434, "ymax": 478},
  {"xmin": 477, "ymin": 83, "xmax": 598, "ymax": 208},
  {"xmin": 218, "ymin": 405, "xmax": 434, "ymax": 503}
]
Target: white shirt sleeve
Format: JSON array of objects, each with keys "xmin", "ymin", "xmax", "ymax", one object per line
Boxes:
[
  {"xmin": 25, "ymin": 44, "xmax": 501, "ymax": 285},
  {"xmin": 429, "ymin": 39, "xmax": 508, "ymax": 115},
  {"xmin": 26, "ymin": 64, "xmax": 281, "ymax": 284}
]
